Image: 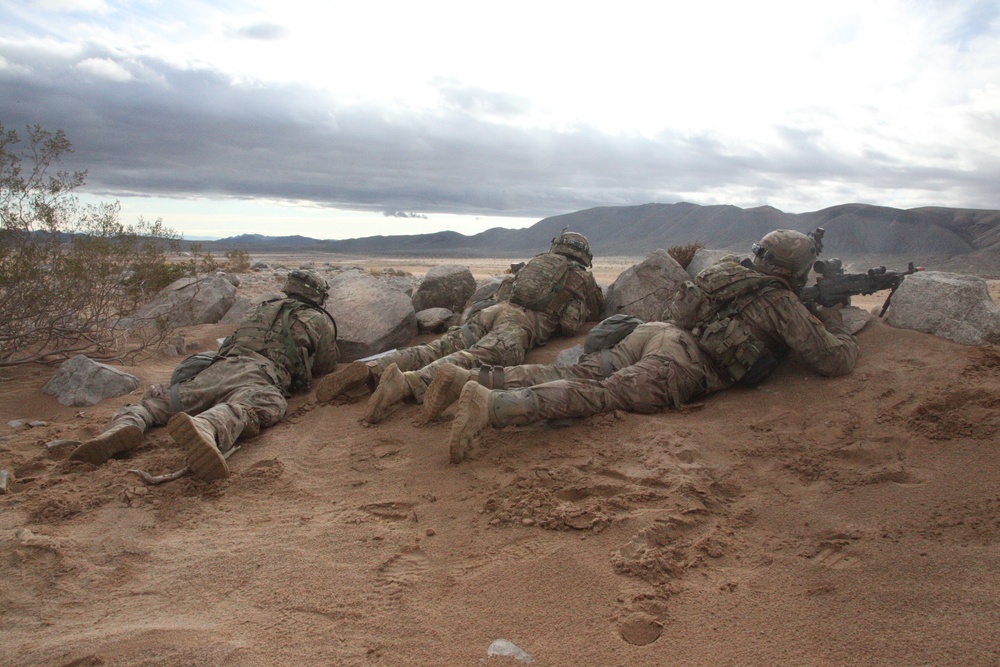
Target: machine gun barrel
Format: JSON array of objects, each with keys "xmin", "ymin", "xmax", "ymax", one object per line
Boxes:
[{"xmin": 800, "ymin": 260, "xmax": 920, "ymax": 316}]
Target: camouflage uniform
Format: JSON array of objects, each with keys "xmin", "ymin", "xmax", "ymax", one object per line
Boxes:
[
  {"xmin": 111, "ymin": 302, "xmax": 338, "ymax": 452},
  {"xmin": 378, "ymin": 265, "xmax": 604, "ymax": 401},
  {"xmin": 475, "ymin": 278, "xmax": 857, "ymax": 422}
]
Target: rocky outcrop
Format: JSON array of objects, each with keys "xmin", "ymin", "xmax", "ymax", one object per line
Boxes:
[{"xmin": 42, "ymin": 355, "xmax": 140, "ymax": 407}]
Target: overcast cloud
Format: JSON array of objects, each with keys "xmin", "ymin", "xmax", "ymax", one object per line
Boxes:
[{"xmin": 1, "ymin": 1, "xmax": 999, "ymax": 238}]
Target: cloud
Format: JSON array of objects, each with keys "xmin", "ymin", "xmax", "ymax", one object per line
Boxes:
[
  {"xmin": 231, "ymin": 22, "xmax": 289, "ymax": 41},
  {"xmin": 76, "ymin": 57, "xmax": 132, "ymax": 82},
  {"xmin": 0, "ymin": 38, "xmax": 998, "ymax": 218}
]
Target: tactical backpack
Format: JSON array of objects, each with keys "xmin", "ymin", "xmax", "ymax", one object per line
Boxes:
[
  {"xmin": 505, "ymin": 252, "xmax": 591, "ymax": 321},
  {"xmin": 584, "ymin": 314, "xmax": 645, "ymax": 354},
  {"xmin": 218, "ymin": 297, "xmax": 332, "ymax": 393},
  {"xmin": 666, "ymin": 258, "xmax": 787, "ymax": 385},
  {"xmin": 169, "ymin": 351, "xmax": 220, "ymax": 387}
]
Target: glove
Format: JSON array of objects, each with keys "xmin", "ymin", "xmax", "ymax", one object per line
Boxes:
[{"xmin": 815, "ymin": 306, "xmax": 844, "ymax": 329}]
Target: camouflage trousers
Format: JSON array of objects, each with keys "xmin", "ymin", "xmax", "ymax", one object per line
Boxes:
[
  {"xmin": 109, "ymin": 355, "xmax": 286, "ymax": 452},
  {"xmin": 372, "ymin": 301, "xmax": 558, "ymax": 400},
  {"xmin": 493, "ymin": 322, "xmax": 729, "ymax": 420}
]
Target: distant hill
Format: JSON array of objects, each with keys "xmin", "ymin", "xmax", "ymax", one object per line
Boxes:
[{"xmin": 200, "ymin": 202, "xmax": 1000, "ymax": 272}]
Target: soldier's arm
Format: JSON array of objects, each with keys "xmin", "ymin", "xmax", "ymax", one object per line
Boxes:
[
  {"xmin": 584, "ymin": 272, "xmax": 605, "ymax": 321},
  {"xmin": 763, "ymin": 290, "xmax": 859, "ymax": 377},
  {"xmin": 295, "ymin": 311, "xmax": 340, "ymax": 377}
]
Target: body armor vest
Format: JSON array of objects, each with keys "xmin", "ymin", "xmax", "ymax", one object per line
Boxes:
[
  {"xmin": 219, "ymin": 298, "xmax": 316, "ymax": 392},
  {"xmin": 669, "ymin": 259, "xmax": 788, "ymax": 384}
]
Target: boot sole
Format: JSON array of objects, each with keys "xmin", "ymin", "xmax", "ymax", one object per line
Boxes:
[
  {"xmin": 362, "ymin": 364, "xmax": 407, "ymax": 424},
  {"xmin": 70, "ymin": 426, "xmax": 143, "ymax": 465},
  {"xmin": 315, "ymin": 362, "xmax": 370, "ymax": 403},
  {"xmin": 168, "ymin": 413, "xmax": 230, "ymax": 482},
  {"xmin": 423, "ymin": 365, "xmax": 465, "ymax": 421},
  {"xmin": 448, "ymin": 383, "xmax": 489, "ymax": 464}
]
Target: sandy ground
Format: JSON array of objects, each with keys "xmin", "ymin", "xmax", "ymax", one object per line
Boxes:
[{"xmin": 2, "ymin": 258, "xmax": 1000, "ymax": 666}]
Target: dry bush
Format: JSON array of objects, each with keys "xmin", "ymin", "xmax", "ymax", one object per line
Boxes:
[
  {"xmin": 225, "ymin": 249, "xmax": 252, "ymax": 272},
  {"xmin": 667, "ymin": 242, "xmax": 704, "ymax": 269},
  {"xmin": 0, "ymin": 124, "xmax": 193, "ymax": 366}
]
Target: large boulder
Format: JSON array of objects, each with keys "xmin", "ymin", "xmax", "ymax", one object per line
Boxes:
[
  {"xmin": 42, "ymin": 355, "xmax": 140, "ymax": 407},
  {"xmin": 416, "ymin": 308, "xmax": 457, "ymax": 333},
  {"xmin": 411, "ymin": 265, "xmax": 476, "ymax": 313},
  {"xmin": 602, "ymin": 250, "xmax": 690, "ymax": 321},
  {"xmin": 136, "ymin": 274, "xmax": 238, "ymax": 327},
  {"xmin": 885, "ymin": 271, "xmax": 1000, "ymax": 345},
  {"xmin": 327, "ymin": 270, "xmax": 418, "ymax": 361},
  {"xmin": 686, "ymin": 249, "xmax": 750, "ymax": 278}
]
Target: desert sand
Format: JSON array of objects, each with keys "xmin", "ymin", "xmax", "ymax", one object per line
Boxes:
[{"xmin": 2, "ymin": 257, "xmax": 999, "ymax": 666}]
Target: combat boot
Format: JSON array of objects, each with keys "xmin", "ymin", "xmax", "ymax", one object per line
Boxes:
[
  {"xmin": 448, "ymin": 385, "xmax": 539, "ymax": 464},
  {"xmin": 315, "ymin": 361, "xmax": 372, "ymax": 403},
  {"xmin": 167, "ymin": 413, "xmax": 230, "ymax": 482},
  {"xmin": 363, "ymin": 363, "xmax": 414, "ymax": 424},
  {"xmin": 70, "ymin": 419, "xmax": 144, "ymax": 465},
  {"xmin": 423, "ymin": 364, "xmax": 474, "ymax": 420}
]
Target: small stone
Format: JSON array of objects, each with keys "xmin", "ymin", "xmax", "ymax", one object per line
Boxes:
[
  {"xmin": 46, "ymin": 439, "xmax": 82, "ymax": 452},
  {"xmin": 425, "ymin": 528, "xmax": 436, "ymax": 537},
  {"xmin": 486, "ymin": 639, "xmax": 534, "ymax": 664},
  {"xmin": 15, "ymin": 527, "xmax": 34, "ymax": 542},
  {"xmin": 28, "ymin": 421, "xmax": 48, "ymax": 428},
  {"xmin": 0, "ymin": 470, "xmax": 12, "ymax": 494},
  {"xmin": 7, "ymin": 419, "xmax": 27, "ymax": 428},
  {"xmin": 521, "ymin": 518, "xmax": 536, "ymax": 527}
]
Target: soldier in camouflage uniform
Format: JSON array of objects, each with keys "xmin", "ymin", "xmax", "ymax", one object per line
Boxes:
[
  {"xmin": 313, "ymin": 230, "xmax": 605, "ymax": 424},
  {"xmin": 70, "ymin": 270, "xmax": 339, "ymax": 481},
  {"xmin": 438, "ymin": 230, "xmax": 859, "ymax": 463}
]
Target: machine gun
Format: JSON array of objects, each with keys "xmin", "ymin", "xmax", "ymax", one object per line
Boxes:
[{"xmin": 800, "ymin": 257, "xmax": 921, "ymax": 317}]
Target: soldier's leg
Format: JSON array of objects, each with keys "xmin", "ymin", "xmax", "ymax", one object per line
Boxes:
[
  {"xmin": 423, "ymin": 356, "xmax": 607, "ymax": 421},
  {"xmin": 168, "ymin": 361, "xmax": 285, "ymax": 481},
  {"xmin": 448, "ymin": 384, "xmax": 540, "ymax": 463},
  {"xmin": 317, "ymin": 321, "xmax": 485, "ymax": 403},
  {"xmin": 70, "ymin": 384, "xmax": 174, "ymax": 465}
]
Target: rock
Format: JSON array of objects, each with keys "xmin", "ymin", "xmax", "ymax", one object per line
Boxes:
[
  {"xmin": 218, "ymin": 271, "xmax": 241, "ymax": 287},
  {"xmin": 135, "ymin": 274, "xmax": 238, "ymax": 327},
  {"xmin": 28, "ymin": 421, "xmax": 47, "ymax": 427},
  {"xmin": 161, "ymin": 335, "xmax": 186, "ymax": 356},
  {"xmin": 411, "ymin": 265, "xmax": 476, "ymax": 313},
  {"xmin": 841, "ymin": 305, "xmax": 873, "ymax": 335},
  {"xmin": 327, "ymin": 271, "xmax": 418, "ymax": 361},
  {"xmin": 885, "ymin": 271, "xmax": 1000, "ymax": 345},
  {"xmin": 686, "ymin": 249, "xmax": 749, "ymax": 278},
  {"xmin": 41, "ymin": 355, "xmax": 141, "ymax": 407},
  {"xmin": 416, "ymin": 308, "xmax": 457, "ymax": 333},
  {"xmin": 46, "ymin": 439, "xmax": 81, "ymax": 453},
  {"xmin": 383, "ymin": 275, "xmax": 420, "ymax": 297},
  {"xmin": 0, "ymin": 470, "xmax": 12, "ymax": 494},
  {"xmin": 7, "ymin": 419, "xmax": 27, "ymax": 429},
  {"xmin": 486, "ymin": 639, "xmax": 534, "ymax": 664},
  {"xmin": 556, "ymin": 344, "xmax": 584, "ymax": 366},
  {"xmin": 603, "ymin": 249, "xmax": 690, "ymax": 321},
  {"xmin": 220, "ymin": 296, "xmax": 255, "ymax": 324},
  {"xmin": 250, "ymin": 260, "xmax": 271, "ymax": 271}
]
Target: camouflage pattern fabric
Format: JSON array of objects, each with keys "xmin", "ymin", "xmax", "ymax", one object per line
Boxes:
[
  {"xmin": 371, "ymin": 268, "xmax": 604, "ymax": 399},
  {"xmin": 108, "ymin": 299, "xmax": 338, "ymax": 451},
  {"xmin": 481, "ymin": 278, "xmax": 858, "ymax": 422}
]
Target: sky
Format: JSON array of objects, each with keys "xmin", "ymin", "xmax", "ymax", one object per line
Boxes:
[{"xmin": 1, "ymin": 0, "xmax": 999, "ymax": 241}]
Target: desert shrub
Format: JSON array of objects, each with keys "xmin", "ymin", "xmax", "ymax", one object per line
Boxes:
[
  {"xmin": 0, "ymin": 123, "xmax": 191, "ymax": 366},
  {"xmin": 224, "ymin": 249, "xmax": 252, "ymax": 272},
  {"xmin": 667, "ymin": 242, "xmax": 704, "ymax": 269}
]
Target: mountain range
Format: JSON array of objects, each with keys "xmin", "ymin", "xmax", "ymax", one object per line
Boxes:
[{"xmin": 201, "ymin": 202, "xmax": 1000, "ymax": 273}]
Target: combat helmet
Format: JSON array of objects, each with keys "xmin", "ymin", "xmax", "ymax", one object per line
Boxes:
[
  {"xmin": 282, "ymin": 269, "xmax": 329, "ymax": 306},
  {"xmin": 550, "ymin": 229, "xmax": 593, "ymax": 267},
  {"xmin": 751, "ymin": 229, "xmax": 818, "ymax": 285}
]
